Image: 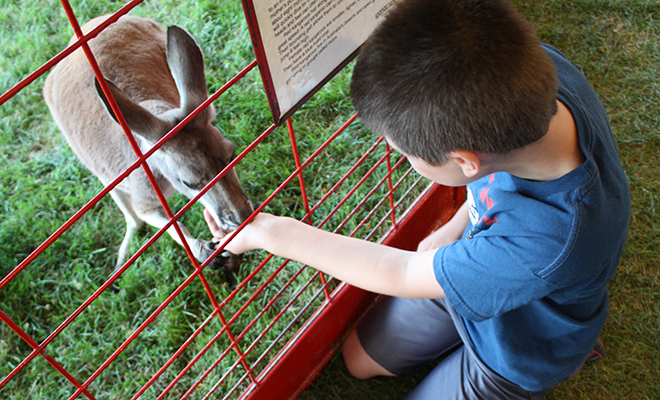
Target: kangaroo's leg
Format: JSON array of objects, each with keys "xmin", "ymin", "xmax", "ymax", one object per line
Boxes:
[
  {"xmin": 139, "ymin": 206, "xmax": 239, "ymax": 283},
  {"xmin": 131, "ymin": 173, "xmax": 240, "ymax": 282},
  {"xmin": 137, "ymin": 206, "xmax": 210, "ymax": 264},
  {"xmin": 109, "ymin": 189, "xmax": 144, "ymax": 276}
]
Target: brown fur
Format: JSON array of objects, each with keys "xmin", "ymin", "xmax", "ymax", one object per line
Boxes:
[{"xmin": 44, "ymin": 15, "xmax": 252, "ymax": 280}]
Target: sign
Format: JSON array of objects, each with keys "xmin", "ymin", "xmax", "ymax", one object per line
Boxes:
[{"xmin": 242, "ymin": 0, "xmax": 400, "ymax": 124}]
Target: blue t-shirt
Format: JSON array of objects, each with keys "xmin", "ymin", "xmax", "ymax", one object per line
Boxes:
[{"xmin": 434, "ymin": 45, "xmax": 630, "ymax": 391}]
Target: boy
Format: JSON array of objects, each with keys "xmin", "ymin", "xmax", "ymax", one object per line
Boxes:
[{"xmin": 206, "ymin": 0, "xmax": 630, "ymax": 398}]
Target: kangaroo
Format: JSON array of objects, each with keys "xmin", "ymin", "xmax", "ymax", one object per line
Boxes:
[{"xmin": 43, "ymin": 15, "xmax": 253, "ymax": 283}]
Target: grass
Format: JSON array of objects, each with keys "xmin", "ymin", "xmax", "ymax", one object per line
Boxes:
[
  {"xmin": 0, "ymin": 0, "xmax": 658, "ymax": 399},
  {"xmin": 0, "ymin": 0, "xmax": 410, "ymax": 398}
]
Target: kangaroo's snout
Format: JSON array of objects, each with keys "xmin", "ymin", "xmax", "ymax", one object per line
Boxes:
[{"xmin": 203, "ymin": 180, "xmax": 254, "ymax": 232}]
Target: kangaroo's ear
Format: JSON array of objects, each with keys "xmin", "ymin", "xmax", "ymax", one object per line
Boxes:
[
  {"xmin": 166, "ymin": 26, "xmax": 211, "ymax": 125},
  {"xmin": 94, "ymin": 78, "xmax": 172, "ymax": 144}
]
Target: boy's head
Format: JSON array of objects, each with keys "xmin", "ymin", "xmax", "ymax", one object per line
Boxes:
[{"xmin": 351, "ymin": 0, "xmax": 558, "ymax": 166}]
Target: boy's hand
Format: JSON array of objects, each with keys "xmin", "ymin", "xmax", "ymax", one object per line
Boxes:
[
  {"xmin": 204, "ymin": 209, "xmax": 270, "ymax": 255},
  {"xmin": 416, "ymin": 201, "xmax": 470, "ymax": 252},
  {"xmin": 417, "ymin": 226, "xmax": 460, "ymax": 252},
  {"xmin": 204, "ymin": 208, "xmax": 227, "ymax": 240}
]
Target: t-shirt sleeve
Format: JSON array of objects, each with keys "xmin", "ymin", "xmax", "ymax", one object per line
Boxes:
[{"xmin": 434, "ymin": 236, "xmax": 558, "ymax": 322}]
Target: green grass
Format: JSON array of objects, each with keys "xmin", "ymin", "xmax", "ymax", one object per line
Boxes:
[
  {"xmin": 0, "ymin": 0, "xmax": 411, "ymax": 398},
  {"xmin": 1, "ymin": 0, "xmax": 658, "ymax": 399}
]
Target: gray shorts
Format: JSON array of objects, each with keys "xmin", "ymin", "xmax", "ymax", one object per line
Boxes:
[{"xmin": 356, "ymin": 296, "xmax": 557, "ymax": 400}]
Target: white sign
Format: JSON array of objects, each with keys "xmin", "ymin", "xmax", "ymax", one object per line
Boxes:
[{"xmin": 244, "ymin": 0, "xmax": 400, "ymax": 123}]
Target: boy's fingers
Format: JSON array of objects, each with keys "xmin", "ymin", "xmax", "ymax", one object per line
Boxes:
[
  {"xmin": 203, "ymin": 209, "xmax": 215, "ymax": 229},
  {"xmin": 417, "ymin": 235, "xmax": 433, "ymax": 252},
  {"xmin": 204, "ymin": 209, "xmax": 224, "ymax": 237}
]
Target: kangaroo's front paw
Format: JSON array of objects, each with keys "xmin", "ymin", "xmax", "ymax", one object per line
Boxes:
[{"xmin": 205, "ymin": 242, "xmax": 241, "ymax": 285}]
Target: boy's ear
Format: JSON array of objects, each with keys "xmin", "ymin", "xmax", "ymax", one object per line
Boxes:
[{"xmin": 448, "ymin": 151, "xmax": 481, "ymax": 178}]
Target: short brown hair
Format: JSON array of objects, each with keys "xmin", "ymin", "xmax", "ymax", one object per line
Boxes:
[{"xmin": 351, "ymin": 0, "xmax": 558, "ymax": 165}]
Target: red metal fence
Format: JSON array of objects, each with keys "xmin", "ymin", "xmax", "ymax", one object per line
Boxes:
[{"xmin": 0, "ymin": 1, "xmax": 464, "ymax": 399}]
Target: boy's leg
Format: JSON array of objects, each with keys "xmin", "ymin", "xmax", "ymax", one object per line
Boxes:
[
  {"xmin": 401, "ymin": 298, "xmax": 557, "ymax": 400},
  {"xmin": 402, "ymin": 345, "xmax": 555, "ymax": 400},
  {"xmin": 343, "ymin": 329, "xmax": 396, "ymax": 379},
  {"xmin": 342, "ymin": 296, "xmax": 462, "ymax": 379},
  {"xmin": 345, "ymin": 296, "xmax": 557, "ymax": 399}
]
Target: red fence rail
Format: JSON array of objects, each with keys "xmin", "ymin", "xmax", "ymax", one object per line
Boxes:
[{"xmin": 0, "ymin": 1, "xmax": 464, "ymax": 399}]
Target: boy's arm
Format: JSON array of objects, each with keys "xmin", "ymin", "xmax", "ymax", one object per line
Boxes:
[{"xmin": 207, "ymin": 211, "xmax": 445, "ymax": 299}]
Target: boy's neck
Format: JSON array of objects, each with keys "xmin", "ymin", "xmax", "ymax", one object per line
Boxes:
[{"xmin": 490, "ymin": 100, "xmax": 585, "ymax": 182}]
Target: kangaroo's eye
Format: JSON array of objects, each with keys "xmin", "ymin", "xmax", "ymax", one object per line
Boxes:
[{"xmin": 181, "ymin": 179, "xmax": 204, "ymax": 190}]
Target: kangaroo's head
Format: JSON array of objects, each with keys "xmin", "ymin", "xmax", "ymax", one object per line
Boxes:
[{"xmin": 95, "ymin": 25, "xmax": 253, "ymax": 231}]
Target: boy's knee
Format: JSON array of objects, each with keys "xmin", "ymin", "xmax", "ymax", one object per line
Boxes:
[{"xmin": 342, "ymin": 327, "xmax": 396, "ymax": 380}]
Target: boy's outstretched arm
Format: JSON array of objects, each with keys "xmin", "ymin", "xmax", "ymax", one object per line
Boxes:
[{"xmin": 205, "ymin": 211, "xmax": 445, "ymax": 299}]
